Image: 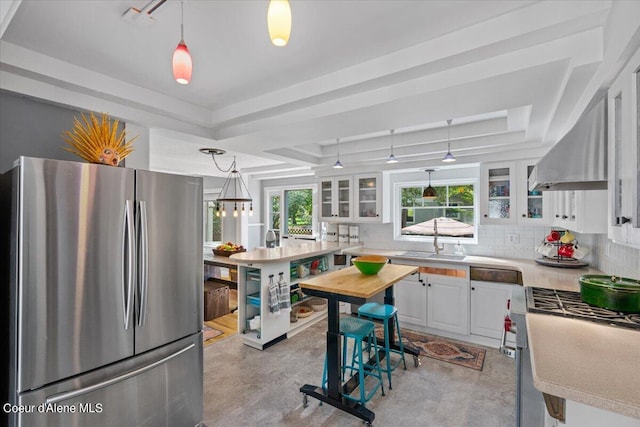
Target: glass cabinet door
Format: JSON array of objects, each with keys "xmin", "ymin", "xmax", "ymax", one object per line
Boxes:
[
  {"xmin": 320, "ymin": 180, "xmax": 333, "ymax": 219},
  {"xmin": 487, "ymin": 166, "xmax": 512, "ymax": 219},
  {"xmin": 525, "ymin": 165, "xmax": 543, "ymax": 219},
  {"xmin": 357, "ymin": 176, "xmax": 378, "ymax": 218},
  {"xmin": 337, "ymin": 178, "xmax": 351, "ymax": 218}
]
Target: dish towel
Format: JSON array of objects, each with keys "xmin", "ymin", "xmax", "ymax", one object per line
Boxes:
[
  {"xmin": 278, "ymin": 274, "xmax": 291, "ymax": 312},
  {"xmin": 268, "ymin": 276, "xmax": 280, "ymax": 317}
]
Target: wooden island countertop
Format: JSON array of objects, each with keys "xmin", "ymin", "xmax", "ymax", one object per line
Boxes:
[{"xmin": 299, "ymin": 264, "xmax": 418, "ymax": 300}]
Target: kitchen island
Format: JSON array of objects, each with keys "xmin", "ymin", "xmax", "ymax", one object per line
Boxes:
[
  {"xmin": 298, "ymin": 264, "xmax": 418, "ymax": 426},
  {"xmin": 343, "ymin": 247, "xmax": 640, "ymax": 424},
  {"xmin": 230, "ymin": 241, "xmax": 359, "ymax": 349}
]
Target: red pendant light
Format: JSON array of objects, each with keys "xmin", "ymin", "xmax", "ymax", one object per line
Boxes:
[{"xmin": 172, "ymin": 1, "xmax": 192, "ymax": 85}]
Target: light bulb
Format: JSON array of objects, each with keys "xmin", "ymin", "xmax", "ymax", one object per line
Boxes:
[
  {"xmin": 249, "ymin": 203, "xmax": 254, "ymax": 216},
  {"xmin": 233, "ymin": 203, "xmax": 238, "ymax": 217}
]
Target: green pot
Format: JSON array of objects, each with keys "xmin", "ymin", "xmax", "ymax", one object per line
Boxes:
[{"xmin": 579, "ymin": 275, "xmax": 640, "ymax": 313}]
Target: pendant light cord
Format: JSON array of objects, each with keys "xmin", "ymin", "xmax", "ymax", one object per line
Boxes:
[
  {"xmin": 209, "ymin": 153, "xmax": 234, "ymax": 173},
  {"xmin": 447, "ymin": 119, "xmax": 451, "ymax": 151},
  {"xmin": 180, "ymin": 1, "xmax": 184, "ymax": 41}
]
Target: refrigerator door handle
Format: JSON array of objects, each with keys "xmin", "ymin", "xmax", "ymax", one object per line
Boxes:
[
  {"xmin": 123, "ymin": 200, "xmax": 135, "ymax": 330},
  {"xmin": 138, "ymin": 200, "xmax": 149, "ymax": 327},
  {"xmin": 44, "ymin": 343, "xmax": 196, "ymax": 405}
]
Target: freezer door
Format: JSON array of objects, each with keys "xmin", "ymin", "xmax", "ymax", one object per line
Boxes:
[
  {"xmin": 134, "ymin": 170, "xmax": 202, "ymax": 354},
  {"xmin": 16, "ymin": 333, "xmax": 203, "ymax": 427},
  {"xmin": 17, "ymin": 158, "xmax": 135, "ymax": 392}
]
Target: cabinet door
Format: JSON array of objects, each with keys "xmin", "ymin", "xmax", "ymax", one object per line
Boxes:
[
  {"xmin": 481, "ymin": 162, "xmax": 516, "ymax": 224},
  {"xmin": 518, "ymin": 160, "xmax": 552, "ymax": 225},
  {"xmin": 394, "ymin": 275, "xmax": 427, "ymax": 327},
  {"xmin": 608, "ymin": 48, "xmax": 640, "ymax": 247},
  {"xmin": 470, "ymin": 281, "xmax": 513, "ymax": 340},
  {"xmin": 426, "ymin": 275, "xmax": 469, "ymax": 335},
  {"xmin": 336, "ymin": 177, "xmax": 353, "ymax": 220},
  {"xmin": 319, "ymin": 179, "xmax": 335, "ymax": 221},
  {"xmin": 354, "ymin": 174, "xmax": 382, "ymax": 222}
]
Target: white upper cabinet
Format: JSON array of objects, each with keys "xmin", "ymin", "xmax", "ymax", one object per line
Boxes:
[
  {"xmin": 551, "ymin": 190, "xmax": 607, "ymax": 234},
  {"xmin": 480, "ymin": 162, "xmax": 517, "ymax": 224},
  {"xmin": 353, "ymin": 173, "xmax": 390, "ymax": 223},
  {"xmin": 318, "ymin": 173, "xmax": 390, "ymax": 223},
  {"xmin": 319, "ymin": 176, "xmax": 353, "ymax": 222},
  {"xmin": 481, "ymin": 160, "xmax": 552, "ymax": 225},
  {"xmin": 607, "ymin": 46, "xmax": 640, "ymax": 247}
]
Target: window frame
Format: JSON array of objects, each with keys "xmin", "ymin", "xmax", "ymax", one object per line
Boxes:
[
  {"xmin": 264, "ymin": 184, "xmax": 318, "ymax": 239},
  {"xmin": 203, "ymin": 190, "xmax": 223, "ymax": 246},
  {"xmin": 393, "ymin": 178, "xmax": 478, "ymax": 244}
]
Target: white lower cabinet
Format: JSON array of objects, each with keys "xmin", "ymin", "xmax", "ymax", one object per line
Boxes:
[
  {"xmin": 426, "ymin": 270, "xmax": 469, "ymax": 335},
  {"xmin": 394, "ymin": 273, "xmax": 427, "ymax": 327},
  {"xmin": 470, "ymin": 281, "xmax": 514, "ymax": 341}
]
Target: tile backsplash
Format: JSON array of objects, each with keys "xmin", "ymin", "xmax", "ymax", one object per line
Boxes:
[{"xmin": 356, "ymin": 222, "xmax": 640, "ymax": 279}]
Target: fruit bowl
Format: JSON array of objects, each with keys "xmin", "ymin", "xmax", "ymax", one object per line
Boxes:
[
  {"xmin": 213, "ymin": 248, "xmax": 246, "ymax": 257},
  {"xmin": 213, "ymin": 242, "xmax": 246, "ymax": 257},
  {"xmin": 352, "ymin": 255, "xmax": 388, "ymax": 275}
]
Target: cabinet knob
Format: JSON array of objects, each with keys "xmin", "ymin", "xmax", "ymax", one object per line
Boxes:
[
  {"xmin": 484, "ymin": 214, "xmax": 488, "ymax": 218},
  {"xmin": 427, "ymin": 283, "xmax": 431, "ymax": 287},
  {"xmin": 522, "ymin": 214, "xmax": 526, "ymax": 218},
  {"xmin": 555, "ymin": 214, "xmax": 560, "ymax": 218},
  {"xmin": 471, "ymin": 287, "xmax": 475, "ymax": 291},
  {"xmin": 562, "ymin": 215, "xmax": 568, "ymax": 219},
  {"xmin": 376, "ymin": 214, "xmax": 379, "ymax": 217}
]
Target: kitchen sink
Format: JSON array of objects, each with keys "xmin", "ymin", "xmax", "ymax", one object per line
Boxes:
[
  {"xmin": 400, "ymin": 251, "xmax": 467, "ymax": 261},
  {"xmin": 426, "ymin": 254, "xmax": 467, "ymax": 261}
]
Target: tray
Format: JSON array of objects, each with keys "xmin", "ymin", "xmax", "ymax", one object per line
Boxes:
[{"xmin": 247, "ymin": 293, "xmax": 261, "ymax": 306}]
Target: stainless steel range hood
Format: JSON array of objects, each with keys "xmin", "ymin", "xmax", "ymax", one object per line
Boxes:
[{"xmin": 529, "ymin": 96, "xmax": 607, "ymax": 191}]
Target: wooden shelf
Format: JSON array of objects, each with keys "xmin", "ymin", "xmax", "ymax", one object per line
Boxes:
[{"xmin": 288, "ymin": 309, "xmax": 327, "ymax": 338}]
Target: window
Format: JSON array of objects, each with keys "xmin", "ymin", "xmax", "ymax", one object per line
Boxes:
[
  {"xmin": 395, "ymin": 180, "xmax": 476, "ymax": 242},
  {"xmin": 203, "ymin": 194, "xmax": 223, "ymax": 244},
  {"xmin": 266, "ymin": 185, "xmax": 317, "ymax": 237}
]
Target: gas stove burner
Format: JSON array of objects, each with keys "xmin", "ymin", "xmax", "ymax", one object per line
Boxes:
[{"xmin": 526, "ymin": 287, "xmax": 640, "ymax": 330}]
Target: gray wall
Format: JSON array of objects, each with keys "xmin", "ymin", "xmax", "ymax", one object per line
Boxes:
[{"xmin": 0, "ymin": 91, "xmax": 123, "ymax": 174}]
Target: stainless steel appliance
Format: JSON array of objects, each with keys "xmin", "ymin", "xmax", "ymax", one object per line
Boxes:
[
  {"xmin": 1, "ymin": 157, "xmax": 203, "ymax": 427},
  {"xmin": 500, "ymin": 286, "xmax": 545, "ymax": 427}
]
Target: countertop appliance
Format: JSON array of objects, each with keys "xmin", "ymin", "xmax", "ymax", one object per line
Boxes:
[
  {"xmin": 1, "ymin": 157, "xmax": 203, "ymax": 427},
  {"xmin": 500, "ymin": 286, "xmax": 545, "ymax": 427}
]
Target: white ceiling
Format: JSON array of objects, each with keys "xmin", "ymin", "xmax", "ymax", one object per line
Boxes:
[{"xmin": 1, "ymin": 0, "xmax": 639, "ymax": 179}]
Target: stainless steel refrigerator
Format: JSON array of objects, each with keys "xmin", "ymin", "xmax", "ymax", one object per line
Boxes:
[{"xmin": 1, "ymin": 157, "xmax": 203, "ymax": 427}]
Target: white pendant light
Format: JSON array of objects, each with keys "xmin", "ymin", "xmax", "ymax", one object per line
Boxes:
[
  {"xmin": 172, "ymin": 1, "xmax": 192, "ymax": 85},
  {"xmin": 442, "ymin": 119, "xmax": 456, "ymax": 162},
  {"xmin": 386, "ymin": 129, "xmax": 398, "ymax": 164},
  {"xmin": 333, "ymin": 138, "xmax": 343, "ymax": 169},
  {"xmin": 267, "ymin": 0, "xmax": 292, "ymax": 47}
]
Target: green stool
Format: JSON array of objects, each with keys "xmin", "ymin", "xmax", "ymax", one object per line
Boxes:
[
  {"xmin": 322, "ymin": 317, "xmax": 385, "ymax": 407},
  {"xmin": 358, "ymin": 302, "xmax": 406, "ymax": 389}
]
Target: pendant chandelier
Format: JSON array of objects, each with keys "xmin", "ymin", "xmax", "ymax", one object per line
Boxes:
[
  {"xmin": 442, "ymin": 119, "xmax": 456, "ymax": 162},
  {"xmin": 423, "ymin": 169, "xmax": 437, "ymax": 200},
  {"xmin": 200, "ymin": 148, "xmax": 253, "ymax": 217},
  {"xmin": 172, "ymin": 1, "xmax": 192, "ymax": 84},
  {"xmin": 267, "ymin": 0, "xmax": 292, "ymax": 47},
  {"xmin": 386, "ymin": 129, "xmax": 398, "ymax": 164}
]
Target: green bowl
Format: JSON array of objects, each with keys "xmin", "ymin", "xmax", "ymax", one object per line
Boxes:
[{"xmin": 352, "ymin": 255, "xmax": 388, "ymax": 275}]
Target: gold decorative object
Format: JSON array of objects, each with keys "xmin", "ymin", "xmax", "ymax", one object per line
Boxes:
[{"xmin": 62, "ymin": 112, "xmax": 136, "ymax": 166}]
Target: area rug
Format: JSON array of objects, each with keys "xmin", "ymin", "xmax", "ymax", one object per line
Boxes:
[
  {"xmin": 375, "ymin": 327, "xmax": 486, "ymax": 371},
  {"xmin": 203, "ymin": 325, "xmax": 223, "ymax": 341}
]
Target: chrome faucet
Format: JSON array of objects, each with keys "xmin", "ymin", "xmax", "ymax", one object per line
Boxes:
[{"xmin": 433, "ymin": 218, "xmax": 444, "ymax": 255}]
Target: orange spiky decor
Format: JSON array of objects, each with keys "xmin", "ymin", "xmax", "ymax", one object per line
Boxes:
[{"xmin": 62, "ymin": 112, "xmax": 136, "ymax": 166}]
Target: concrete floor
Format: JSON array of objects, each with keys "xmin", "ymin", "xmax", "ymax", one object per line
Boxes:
[{"xmin": 202, "ymin": 321, "xmax": 516, "ymax": 427}]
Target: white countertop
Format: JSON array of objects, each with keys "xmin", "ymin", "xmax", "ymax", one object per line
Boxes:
[
  {"xmin": 343, "ymin": 247, "xmax": 640, "ymax": 420},
  {"xmin": 229, "ymin": 241, "xmax": 360, "ymax": 264}
]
